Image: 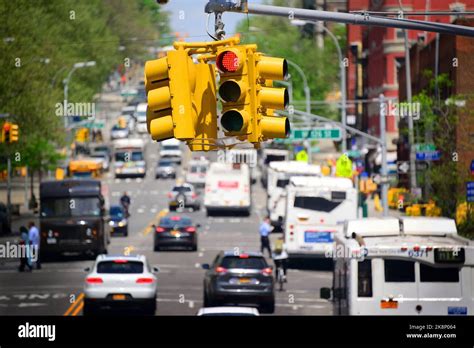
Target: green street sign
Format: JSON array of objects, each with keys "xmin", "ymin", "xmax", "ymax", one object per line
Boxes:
[
  {"xmin": 291, "ymin": 128, "xmax": 342, "ymax": 140},
  {"xmin": 415, "ymin": 143, "xmax": 436, "ymax": 152}
]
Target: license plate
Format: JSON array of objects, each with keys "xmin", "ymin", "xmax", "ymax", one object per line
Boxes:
[
  {"xmin": 47, "ymin": 238, "xmax": 57, "ymax": 244},
  {"xmin": 171, "ymin": 230, "xmax": 181, "ymax": 237},
  {"xmin": 112, "ymin": 294, "xmax": 126, "ymax": 301},
  {"xmin": 239, "ymin": 278, "xmax": 251, "ymax": 284}
]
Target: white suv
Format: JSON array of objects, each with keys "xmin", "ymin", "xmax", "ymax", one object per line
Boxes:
[{"xmin": 83, "ymin": 254, "xmax": 159, "ymax": 315}]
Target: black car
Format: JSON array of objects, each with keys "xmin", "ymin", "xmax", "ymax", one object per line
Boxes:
[
  {"xmin": 153, "ymin": 215, "xmax": 199, "ymax": 251},
  {"xmin": 109, "ymin": 205, "xmax": 128, "ymax": 236},
  {"xmin": 202, "ymin": 251, "xmax": 275, "ymax": 313}
]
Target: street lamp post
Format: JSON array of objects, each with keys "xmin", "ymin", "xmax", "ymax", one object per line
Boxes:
[
  {"xmin": 291, "ymin": 20, "xmax": 347, "ymax": 153},
  {"xmin": 286, "ymin": 59, "xmax": 311, "ymax": 114},
  {"xmin": 63, "ymin": 61, "xmax": 96, "ymax": 128}
]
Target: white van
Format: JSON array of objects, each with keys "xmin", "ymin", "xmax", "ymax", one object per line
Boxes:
[
  {"xmin": 204, "ymin": 162, "xmax": 251, "ymax": 216},
  {"xmin": 323, "ymin": 217, "xmax": 474, "ymax": 316},
  {"xmin": 284, "ymin": 176, "xmax": 357, "ymax": 260},
  {"xmin": 159, "ymin": 138, "xmax": 182, "ymax": 165},
  {"xmin": 266, "ymin": 161, "xmax": 321, "ymax": 229},
  {"xmin": 135, "ymin": 103, "xmax": 148, "ymax": 134},
  {"xmin": 185, "ymin": 157, "xmax": 210, "ymax": 188}
]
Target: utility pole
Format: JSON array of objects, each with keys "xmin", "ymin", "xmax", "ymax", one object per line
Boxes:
[{"xmin": 379, "ymin": 94, "xmax": 389, "ymax": 215}]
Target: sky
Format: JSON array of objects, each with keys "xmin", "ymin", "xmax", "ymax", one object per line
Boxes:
[{"xmin": 163, "ymin": 0, "xmax": 263, "ymax": 41}]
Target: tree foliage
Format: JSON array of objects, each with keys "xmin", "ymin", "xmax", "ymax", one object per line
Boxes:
[{"xmin": 0, "ymin": 0, "xmax": 169, "ymax": 172}]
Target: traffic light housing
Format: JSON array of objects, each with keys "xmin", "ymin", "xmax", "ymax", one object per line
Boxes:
[
  {"xmin": 216, "ymin": 46, "xmax": 253, "ymax": 137},
  {"xmin": 145, "ymin": 49, "xmax": 197, "ymax": 141},
  {"xmin": 9, "ymin": 123, "xmax": 19, "ymax": 142},
  {"xmin": 216, "ymin": 45, "xmax": 289, "ymax": 144},
  {"xmin": 251, "ymin": 53, "xmax": 290, "ymax": 143},
  {"xmin": 2, "ymin": 122, "xmax": 11, "ymax": 143}
]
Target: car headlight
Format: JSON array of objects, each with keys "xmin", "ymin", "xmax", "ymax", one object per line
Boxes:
[
  {"xmin": 109, "ymin": 221, "xmax": 115, "ymax": 226},
  {"xmin": 118, "ymin": 220, "xmax": 127, "ymax": 227},
  {"xmin": 138, "ymin": 167, "xmax": 145, "ymax": 173}
]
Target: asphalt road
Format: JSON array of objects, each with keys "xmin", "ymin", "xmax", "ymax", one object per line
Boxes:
[{"xmin": 0, "ymin": 89, "xmax": 332, "ymax": 316}]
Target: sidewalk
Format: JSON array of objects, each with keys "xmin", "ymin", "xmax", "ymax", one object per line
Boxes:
[{"xmin": 365, "ymin": 196, "xmax": 403, "ymax": 218}]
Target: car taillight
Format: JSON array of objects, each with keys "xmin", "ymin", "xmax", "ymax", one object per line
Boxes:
[
  {"xmin": 136, "ymin": 277, "xmax": 154, "ymax": 284},
  {"xmin": 167, "ymin": 193, "xmax": 173, "ymax": 199},
  {"xmin": 185, "ymin": 227, "xmax": 196, "ymax": 232},
  {"xmin": 261, "ymin": 267, "xmax": 272, "ymax": 276},
  {"xmin": 191, "ymin": 193, "xmax": 197, "ymax": 199},
  {"xmin": 114, "ymin": 259, "xmax": 128, "ymax": 263},
  {"xmin": 155, "ymin": 227, "xmax": 165, "ymax": 233},
  {"xmin": 86, "ymin": 277, "xmax": 103, "ymax": 284},
  {"xmin": 215, "ymin": 266, "xmax": 227, "ymax": 274}
]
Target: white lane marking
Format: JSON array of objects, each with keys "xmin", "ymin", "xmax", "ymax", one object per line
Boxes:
[
  {"xmin": 112, "ymin": 192, "xmax": 120, "ymax": 197},
  {"xmin": 125, "ymin": 178, "xmax": 131, "ymax": 183},
  {"xmin": 198, "ymin": 252, "xmax": 203, "ymax": 257},
  {"xmin": 137, "ymin": 208, "xmax": 144, "ymax": 214},
  {"xmin": 194, "ymin": 263, "xmax": 201, "ymax": 268},
  {"xmin": 188, "ymin": 301, "xmax": 194, "ymax": 308},
  {"xmin": 150, "ymin": 190, "xmax": 159, "ymax": 195},
  {"xmin": 136, "ymin": 178, "xmax": 142, "ymax": 183},
  {"xmin": 150, "ymin": 208, "xmax": 157, "ymax": 213},
  {"xmin": 115, "ymin": 179, "xmax": 121, "ymax": 184}
]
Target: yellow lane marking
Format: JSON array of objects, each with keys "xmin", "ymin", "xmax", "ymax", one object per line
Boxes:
[
  {"xmin": 63, "ymin": 292, "xmax": 84, "ymax": 316},
  {"xmin": 71, "ymin": 300, "xmax": 84, "ymax": 316},
  {"xmin": 142, "ymin": 209, "xmax": 168, "ymax": 236}
]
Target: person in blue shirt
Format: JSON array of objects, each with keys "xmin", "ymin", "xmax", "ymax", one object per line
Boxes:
[
  {"xmin": 259, "ymin": 216, "xmax": 273, "ymax": 258},
  {"xmin": 28, "ymin": 221, "xmax": 41, "ymax": 270}
]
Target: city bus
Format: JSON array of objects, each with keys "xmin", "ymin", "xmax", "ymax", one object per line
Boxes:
[
  {"xmin": 284, "ymin": 176, "xmax": 357, "ymax": 260},
  {"xmin": 39, "ymin": 179, "xmax": 110, "ymax": 259},
  {"xmin": 322, "ymin": 217, "xmax": 474, "ymax": 316},
  {"xmin": 204, "ymin": 162, "xmax": 251, "ymax": 216},
  {"xmin": 266, "ymin": 161, "xmax": 321, "ymax": 230}
]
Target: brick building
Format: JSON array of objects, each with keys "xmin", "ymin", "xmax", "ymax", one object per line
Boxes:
[{"xmin": 346, "ymin": 0, "xmax": 474, "ymax": 155}]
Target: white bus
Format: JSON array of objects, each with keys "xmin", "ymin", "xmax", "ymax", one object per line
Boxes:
[
  {"xmin": 323, "ymin": 217, "xmax": 474, "ymax": 316},
  {"xmin": 113, "ymin": 138, "xmax": 146, "ymax": 178},
  {"xmin": 259, "ymin": 148, "xmax": 290, "ymax": 187},
  {"xmin": 204, "ymin": 162, "xmax": 251, "ymax": 216},
  {"xmin": 284, "ymin": 176, "xmax": 357, "ymax": 260},
  {"xmin": 266, "ymin": 161, "xmax": 321, "ymax": 229}
]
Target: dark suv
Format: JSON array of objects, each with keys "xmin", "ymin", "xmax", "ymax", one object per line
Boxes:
[{"xmin": 202, "ymin": 251, "xmax": 275, "ymax": 313}]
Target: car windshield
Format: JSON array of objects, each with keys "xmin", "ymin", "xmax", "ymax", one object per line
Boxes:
[
  {"xmin": 159, "ymin": 217, "xmax": 192, "ymax": 228},
  {"xmin": 172, "ymin": 186, "xmax": 192, "ymax": 192},
  {"xmin": 41, "ymin": 197, "xmax": 101, "ymax": 217},
  {"xmin": 109, "ymin": 206, "xmax": 124, "ymax": 218},
  {"xmin": 115, "ymin": 151, "xmax": 143, "ymax": 162},
  {"xmin": 190, "ymin": 165, "xmax": 206, "ymax": 173},
  {"xmin": 221, "ymin": 256, "xmax": 267, "ymax": 269},
  {"xmin": 97, "ymin": 261, "xmax": 143, "ymax": 274},
  {"xmin": 159, "ymin": 161, "xmax": 173, "ymax": 167},
  {"xmin": 112, "ymin": 125, "xmax": 126, "ymax": 131}
]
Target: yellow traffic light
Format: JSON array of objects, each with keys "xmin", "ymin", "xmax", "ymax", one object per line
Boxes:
[
  {"xmin": 2, "ymin": 122, "xmax": 11, "ymax": 143},
  {"xmin": 9, "ymin": 123, "xmax": 19, "ymax": 142},
  {"xmin": 251, "ymin": 53, "xmax": 290, "ymax": 143},
  {"xmin": 145, "ymin": 49, "xmax": 197, "ymax": 141},
  {"xmin": 216, "ymin": 46, "xmax": 253, "ymax": 136}
]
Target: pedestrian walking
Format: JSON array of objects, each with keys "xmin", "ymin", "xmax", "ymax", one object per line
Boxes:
[
  {"xmin": 28, "ymin": 221, "xmax": 41, "ymax": 270},
  {"xmin": 18, "ymin": 226, "xmax": 32, "ymax": 272},
  {"xmin": 259, "ymin": 216, "xmax": 273, "ymax": 258}
]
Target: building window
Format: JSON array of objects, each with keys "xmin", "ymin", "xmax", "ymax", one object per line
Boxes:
[
  {"xmin": 395, "ymin": 28, "xmax": 405, "ymax": 40},
  {"xmin": 395, "ymin": 57, "xmax": 405, "ymax": 85}
]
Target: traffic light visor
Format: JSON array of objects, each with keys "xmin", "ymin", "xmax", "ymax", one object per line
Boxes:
[
  {"xmin": 221, "ymin": 110, "xmax": 248, "ymax": 133},
  {"xmin": 219, "ymin": 80, "xmax": 243, "ymax": 103},
  {"xmin": 257, "ymin": 56, "xmax": 288, "ymax": 81},
  {"xmin": 144, "ymin": 57, "xmax": 168, "ymax": 92},
  {"xmin": 150, "ymin": 114, "xmax": 174, "ymax": 141},
  {"xmin": 260, "ymin": 116, "xmax": 290, "ymax": 139}
]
